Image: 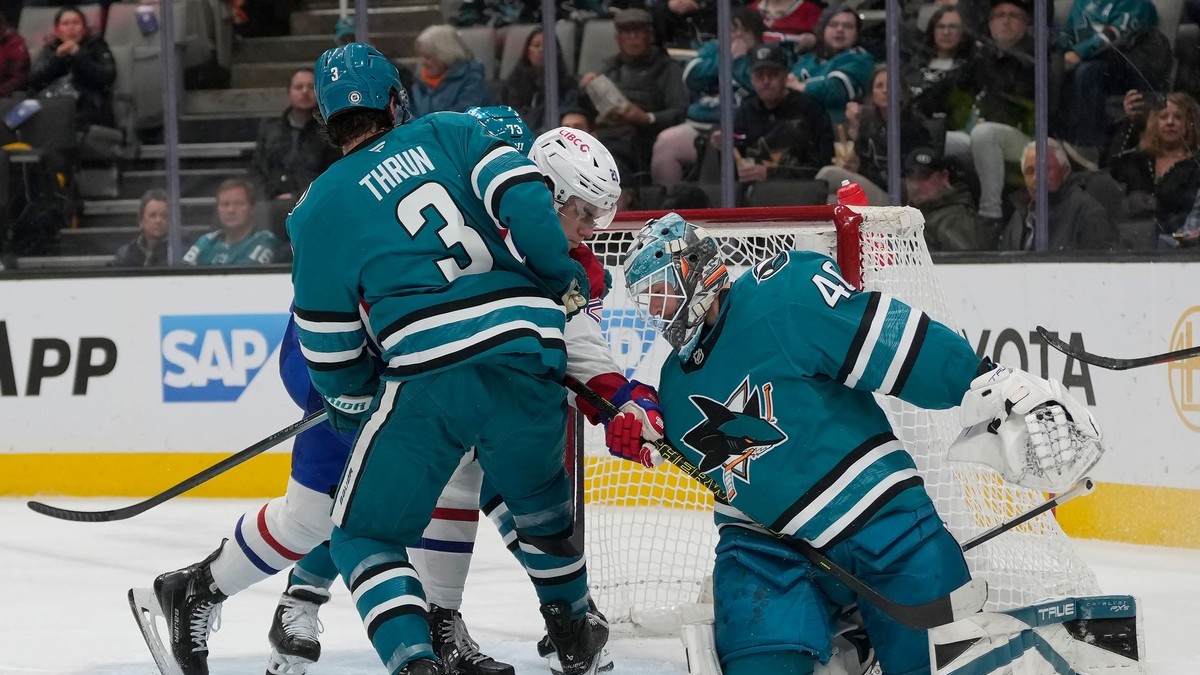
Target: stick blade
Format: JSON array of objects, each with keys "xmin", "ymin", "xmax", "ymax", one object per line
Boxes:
[{"xmin": 26, "ymin": 499, "xmax": 122, "ymax": 522}]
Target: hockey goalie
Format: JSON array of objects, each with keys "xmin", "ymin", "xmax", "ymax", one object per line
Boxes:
[{"xmin": 612, "ymin": 212, "xmax": 1146, "ymax": 675}]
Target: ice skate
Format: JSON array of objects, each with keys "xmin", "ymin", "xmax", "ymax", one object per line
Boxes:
[
  {"xmin": 537, "ymin": 600, "xmax": 613, "ymax": 675},
  {"xmin": 539, "ymin": 600, "xmax": 611, "ymax": 675},
  {"xmin": 428, "ymin": 604, "xmax": 515, "ymax": 675},
  {"xmin": 129, "ymin": 546, "xmax": 227, "ymax": 675},
  {"xmin": 265, "ymin": 584, "xmax": 331, "ymax": 674},
  {"xmin": 400, "ymin": 657, "xmax": 449, "ymax": 674}
]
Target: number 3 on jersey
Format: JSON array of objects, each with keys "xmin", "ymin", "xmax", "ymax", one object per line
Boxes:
[
  {"xmin": 396, "ymin": 182, "xmax": 494, "ymax": 282},
  {"xmin": 811, "ymin": 259, "xmax": 853, "ymax": 307}
]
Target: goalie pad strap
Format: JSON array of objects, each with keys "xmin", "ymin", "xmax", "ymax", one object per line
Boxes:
[{"xmin": 930, "ymin": 596, "xmax": 1145, "ymax": 675}]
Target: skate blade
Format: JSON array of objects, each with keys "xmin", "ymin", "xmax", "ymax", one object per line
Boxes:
[
  {"xmin": 266, "ymin": 649, "xmax": 315, "ymax": 675},
  {"xmin": 128, "ymin": 587, "xmax": 184, "ymax": 675},
  {"xmin": 543, "ymin": 646, "xmax": 614, "ymax": 675}
]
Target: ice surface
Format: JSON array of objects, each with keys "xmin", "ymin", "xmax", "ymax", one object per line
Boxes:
[{"xmin": 0, "ymin": 498, "xmax": 1196, "ymax": 674}]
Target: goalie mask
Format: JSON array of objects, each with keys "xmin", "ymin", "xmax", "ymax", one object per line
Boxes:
[
  {"xmin": 530, "ymin": 127, "xmax": 621, "ymax": 230},
  {"xmin": 624, "ymin": 213, "xmax": 728, "ymax": 362}
]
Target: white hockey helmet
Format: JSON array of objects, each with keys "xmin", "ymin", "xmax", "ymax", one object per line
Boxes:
[{"xmin": 529, "ymin": 127, "xmax": 622, "ymax": 229}]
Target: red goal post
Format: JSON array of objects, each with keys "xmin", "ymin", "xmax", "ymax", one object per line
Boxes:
[{"xmin": 572, "ymin": 205, "xmax": 1100, "ymax": 633}]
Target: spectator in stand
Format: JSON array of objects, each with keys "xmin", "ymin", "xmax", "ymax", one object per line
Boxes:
[
  {"xmin": 333, "ymin": 14, "xmax": 356, "ymax": 46},
  {"xmin": 960, "ymin": 0, "xmax": 1042, "ymax": 229},
  {"xmin": 751, "ymin": 0, "xmax": 823, "ymax": 49},
  {"xmin": 250, "ymin": 68, "xmax": 340, "ymax": 247},
  {"xmin": 1178, "ymin": 183, "xmax": 1200, "ymax": 247},
  {"xmin": 905, "ymin": 5, "xmax": 977, "ymax": 164},
  {"xmin": 650, "ymin": 8, "xmax": 765, "ymax": 185},
  {"xmin": 111, "ymin": 189, "xmax": 170, "ymax": 267},
  {"xmin": 409, "ymin": 25, "xmax": 491, "ymax": 118},
  {"xmin": 729, "ymin": 41, "xmax": 834, "ymax": 184},
  {"xmin": 652, "ymin": 0, "xmax": 719, "ymax": 50},
  {"xmin": 579, "ymin": 8, "xmax": 688, "ymax": 180},
  {"xmin": 184, "ymin": 178, "xmax": 279, "ymax": 266},
  {"xmin": 903, "ymin": 147, "xmax": 993, "ymax": 250},
  {"xmin": 251, "ymin": 69, "xmax": 341, "ymax": 202},
  {"xmin": 0, "ymin": 12, "xmax": 30, "ymax": 97},
  {"xmin": 28, "ymin": 5, "xmax": 115, "ymax": 129},
  {"xmin": 560, "ymin": 107, "xmax": 594, "ymax": 131},
  {"xmin": 1000, "ymin": 138, "xmax": 1119, "ymax": 250},
  {"xmin": 1055, "ymin": 0, "xmax": 1170, "ymax": 163},
  {"xmin": 455, "ymin": 0, "xmax": 537, "ymax": 28},
  {"xmin": 787, "ymin": 4, "xmax": 874, "ymax": 125},
  {"xmin": 455, "ymin": 0, "xmax": 601, "ymax": 52},
  {"xmin": 1109, "ymin": 92, "xmax": 1200, "ymax": 247},
  {"xmin": 500, "ymin": 27, "xmax": 577, "ymax": 131},
  {"xmin": 816, "ymin": 63, "xmax": 931, "ymax": 204}
]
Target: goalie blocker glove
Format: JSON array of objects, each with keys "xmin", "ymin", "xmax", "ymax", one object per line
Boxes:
[
  {"xmin": 952, "ymin": 364, "xmax": 1104, "ymax": 493},
  {"xmin": 603, "ymin": 380, "xmax": 665, "ymax": 468}
]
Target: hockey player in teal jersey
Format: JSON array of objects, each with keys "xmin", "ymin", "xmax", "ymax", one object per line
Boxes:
[
  {"xmin": 620, "ymin": 213, "xmax": 1104, "ymax": 675},
  {"xmin": 288, "ymin": 43, "xmax": 602, "ymax": 675}
]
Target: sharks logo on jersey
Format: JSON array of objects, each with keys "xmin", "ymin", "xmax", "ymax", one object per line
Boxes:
[{"xmin": 682, "ymin": 376, "xmax": 787, "ymax": 498}]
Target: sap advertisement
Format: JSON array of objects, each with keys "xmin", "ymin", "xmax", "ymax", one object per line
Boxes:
[
  {"xmin": 0, "ymin": 275, "xmax": 298, "ymax": 454},
  {"xmin": 1, "ymin": 262, "xmax": 1198, "ymax": 490}
]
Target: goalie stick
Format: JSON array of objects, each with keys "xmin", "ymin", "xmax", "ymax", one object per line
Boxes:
[
  {"xmin": 1036, "ymin": 325, "xmax": 1200, "ymax": 370},
  {"xmin": 563, "ymin": 374, "xmax": 987, "ymax": 630},
  {"xmin": 27, "ymin": 410, "xmax": 327, "ymax": 523},
  {"xmin": 961, "ymin": 477, "xmax": 1095, "ymax": 552}
]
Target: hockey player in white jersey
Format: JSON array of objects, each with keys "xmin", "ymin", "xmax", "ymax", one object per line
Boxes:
[{"xmin": 408, "ymin": 123, "xmax": 665, "ymax": 675}]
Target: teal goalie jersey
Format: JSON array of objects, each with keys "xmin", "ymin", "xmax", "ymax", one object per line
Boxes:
[
  {"xmin": 288, "ymin": 112, "xmax": 581, "ymax": 400},
  {"xmin": 657, "ymin": 250, "xmax": 983, "ymax": 549}
]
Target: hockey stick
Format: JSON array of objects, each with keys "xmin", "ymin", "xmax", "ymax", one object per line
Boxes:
[
  {"xmin": 26, "ymin": 410, "xmax": 327, "ymax": 523},
  {"xmin": 1036, "ymin": 326, "xmax": 1200, "ymax": 370},
  {"xmin": 563, "ymin": 375, "xmax": 987, "ymax": 629},
  {"xmin": 961, "ymin": 477, "xmax": 1095, "ymax": 552}
]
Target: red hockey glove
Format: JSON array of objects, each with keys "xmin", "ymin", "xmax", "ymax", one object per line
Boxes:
[{"xmin": 605, "ymin": 399, "xmax": 665, "ymax": 468}]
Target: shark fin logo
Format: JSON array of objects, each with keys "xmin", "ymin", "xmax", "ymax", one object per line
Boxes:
[{"xmin": 681, "ymin": 376, "xmax": 787, "ymax": 498}]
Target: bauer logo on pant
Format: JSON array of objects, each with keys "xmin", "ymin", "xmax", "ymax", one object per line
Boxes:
[{"xmin": 160, "ymin": 314, "xmax": 289, "ymax": 402}]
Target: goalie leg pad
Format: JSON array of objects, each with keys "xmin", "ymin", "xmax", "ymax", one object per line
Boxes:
[{"xmin": 930, "ymin": 595, "xmax": 1145, "ymax": 675}]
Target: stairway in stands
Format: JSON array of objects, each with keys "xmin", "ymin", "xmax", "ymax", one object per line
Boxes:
[{"xmin": 58, "ymin": 0, "xmax": 440, "ymax": 266}]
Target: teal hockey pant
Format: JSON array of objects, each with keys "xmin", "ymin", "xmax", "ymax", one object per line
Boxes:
[
  {"xmin": 713, "ymin": 502, "xmax": 969, "ymax": 675},
  {"xmin": 327, "ymin": 361, "xmax": 581, "ymax": 673}
]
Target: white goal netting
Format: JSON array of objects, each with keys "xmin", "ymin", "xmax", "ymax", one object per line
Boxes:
[{"xmin": 577, "ymin": 205, "xmax": 1099, "ymax": 631}]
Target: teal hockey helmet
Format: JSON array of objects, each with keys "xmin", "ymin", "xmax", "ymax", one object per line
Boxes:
[
  {"xmin": 314, "ymin": 42, "xmax": 410, "ymax": 124},
  {"xmin": 623, "ymin": 213, "xmax": 728, "ymax": 362},
  {"xmin": 466, "ymin": 105, "xmax": 532, "ymax": 155}
]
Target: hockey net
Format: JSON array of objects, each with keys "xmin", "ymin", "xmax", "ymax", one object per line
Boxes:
[{"xmin": 577, "ymin": 205, "xmax": 1100, "ymax": 632}]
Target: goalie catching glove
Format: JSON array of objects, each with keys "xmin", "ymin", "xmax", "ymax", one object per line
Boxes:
[
  {"xmin": 604, "ymin": 380, "xmax": 665, "ymax": 468},
  {"xmin": 952, "ymin": 364, "xmax": 1103, "ymax": 492}
]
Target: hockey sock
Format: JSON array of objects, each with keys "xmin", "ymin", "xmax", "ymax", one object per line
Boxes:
[
  {"xmin": 210, "ymin": 479, "xmax": 335, "ymax": 596},
  {"xmin": 329, "ymin": 527, "xmax": 436, "ymax": 670},
  {"xmin": 408, "ymin": 455, "xmax": 483, "ymax": 610}
]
